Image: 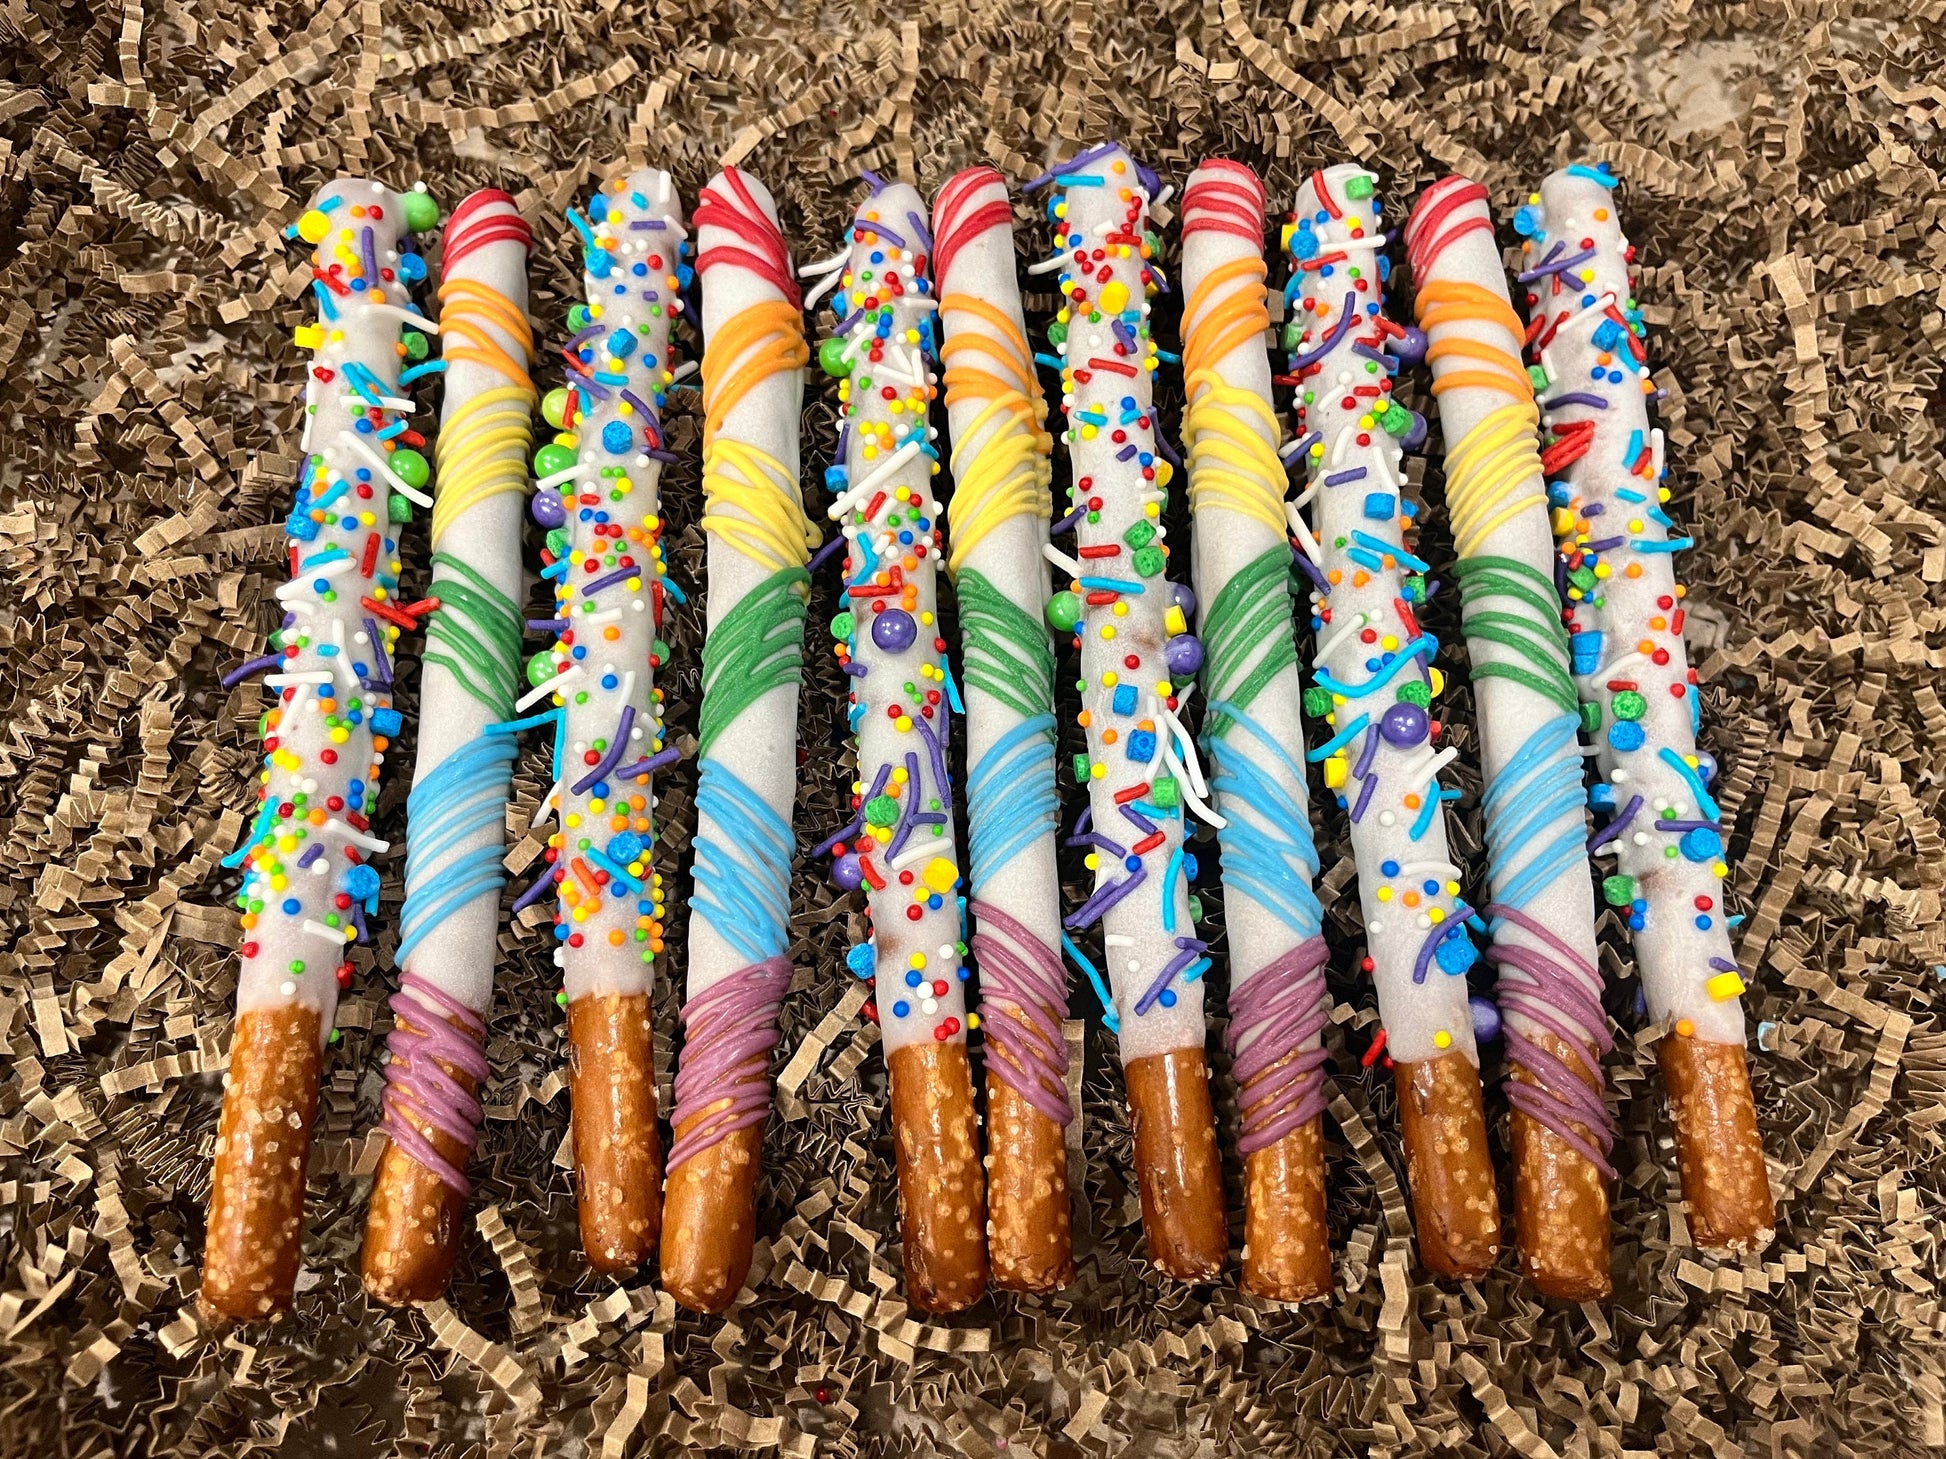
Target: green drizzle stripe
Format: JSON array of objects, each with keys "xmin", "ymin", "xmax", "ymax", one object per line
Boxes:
[
  {"xmin": 699, "ymin": 565, "xmax": 810, "ymax": 757},
  {"xmin": 1452, "ymin": 555, "xmax": 1579, "ymax": 716},
  {"xmin": 957, "ymin": 567, "xmax": 1055, "ymax": 724},
  {"xmin": 423, "ymin": 551, "xmax": 524, "ymax": 715},
  {"xmin": 1200, "ymin": 546, "xmax": 1297, "ymax": 743}
]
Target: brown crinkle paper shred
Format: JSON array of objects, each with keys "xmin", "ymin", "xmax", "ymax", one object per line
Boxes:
[{"xmin": 2, "ymin": 0, "xmax": 1945, "ymax": 1453}]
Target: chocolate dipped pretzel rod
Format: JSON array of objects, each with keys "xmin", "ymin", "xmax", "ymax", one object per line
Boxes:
[
  {"xmin": 524, "ymin": 172, "xmax": 689, "ymax": 1273},
  {"xmin": 932, "ymin": 166, "xmax": 1072, "ymax": 1293},
  {"xmin": 1515, "ymin": 163, "xmax": 1772, "ymax": 1253},
  {"xmin": 1403, "ymin": 175, "xmax": 1614, "ymax": 1298},
  {"xmin": 659, "ymin": 166, "xmax": 812, "ymax": 1313},
  {"xmin": 1034, "ymin": 145, "xmax": 1227, "ymax": 1281},
  {"xmin": 1179, "ymin": 160, "xmax": 1333, "ymax": 1301},
  {"xmin": 1286, "ymin": 164, "xmax": 1500, "ymax": 1280},
  {"xmin": 204, "ymin": 179, "xmax": 441, "ymax": 1321},
  {"xmin": 806, "ymin": 176, "xmax": 989, "ymax": 1313},
  {"xmin": 363, "ymin": 189, "xmax": 536, "ymax": 1304}
]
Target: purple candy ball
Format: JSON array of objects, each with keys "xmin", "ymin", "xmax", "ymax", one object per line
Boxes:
[
  {"xmin": 1391, "ymin": 325, "xmax": 1428, "ymax": 368},
  {"xmin": 1379, "ymin": 700, "xmax": 1429, "ymax": 748},
  {"xmin": 1470, "ymin": 996, "xmax": 1501, "ymax": 1043},
  {"xmin": 1169, "ymin": 581, "xmax": 1197, "ymax": 619},
  {"xmin": 1400, "ymin": 411, "xmax": 1429, "ymax": 452},
  {"xmin": 831, "ymin": 853, "xmax": 864, "ymax": 891},
  {"xmin": 1164, "ymin": 633, "xmax": 1204, "ymax": 676},
  {"xmin": 530, "ymin": 489, "xmax": 566, "ymax": 528},
  {"xmin": 871, "ymin": 607, "xmax": 918, "ymax": 653}
]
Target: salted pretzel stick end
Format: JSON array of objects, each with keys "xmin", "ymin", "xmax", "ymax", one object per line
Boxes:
[
  {"xmin": 202, "ymin": 1004, "xmax": 322, "ymax": 1322},
  {"xmin": 569, "ymin": 992, "xmax": 663, "ymax": 1272},
  {"xmin": 1395, "ymin": 1052, "xmax": 1500, "ymax": 1281},
  {"xmin": 1661, "ymin": 1033, "xmax": 1773, "ymax": 1253},
  {"xmin": 985, "ymin": 1046, "xmax": 1076, "ymax": 1292},
  {"xmin": 890, "ymin": 1042, "xmax": 989, "ymax": 1313},
  {"xmin": 361, "ymin": 998, "xmax": 482, "ymax": 1304},
  {"xmin": 1126, "ymin": 1048, "xmax": 1227, "ymax": 1282}
]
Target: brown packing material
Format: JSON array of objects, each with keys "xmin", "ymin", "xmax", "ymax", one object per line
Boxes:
[{"xmin": 2, "ymin": 0, "xmax": 1943, "ymax": 1452}]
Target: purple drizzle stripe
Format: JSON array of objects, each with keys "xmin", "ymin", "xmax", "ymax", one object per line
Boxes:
[
  {"xmin": 379, "ymin": 972, "xmax": 491, "ymax": 1194},
  {"xmin": 666, "ymin": 955, "xmax": 795, "ymax": 1171},
  {"xmin": 1484, "ymin": 901, "xmax": 1617, "ymax": 1178},
  {"xmin": 969, "ymin": 899, "xmax": 1072, "ymax": 1125},
  {"xmin": 1225, "ymin": 937, "xmax": 1331, "ymax": 1153}
]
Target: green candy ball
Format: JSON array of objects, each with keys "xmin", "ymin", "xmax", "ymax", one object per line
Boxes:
[
  {"xmin": 401, "ymin": 189, "xmax": 440, "ymax": 233},
  {"xmin": 389, "ymin": 448, "xmax": 429, "ymax": 489},
  {"xmin": 526, "ymin": 651, "xmax": 560, "ymax": 688},
  {"xmin": 1046, "ymin": 590, "xmax": 1081, "ymax": 633},
  {"xmin": 818, "ymin": 336, "xmax": 854, "ymax": 377},
  {"xmin": 542, "ymin": 387, "xmax": 572, "ymax": 430},
  {"xmin": 1395, "ymin": 680, "xmax": 1431, "ymax": 709},
  {"xmin": 831, "ymin": 611, "xmax": 856, "ymax": 641},
  {"xmin": 534, "ymin": 442, "xmax": 579, "ymax": 479}
]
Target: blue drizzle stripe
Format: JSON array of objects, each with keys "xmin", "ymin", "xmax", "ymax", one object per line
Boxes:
[
  {"xmin": 1204, "ymin": 699, "xmax": 1325, "ymax": 942},
  {"xmin": 692, "ymin": 759, "xmax": 794, "ymax": 964},
  {"xmin": 396, "ymin": 733, "xmax": 521, "ymax": 968},
  {"xmin": 966, "ymin": 712, "xmax": 1058, "ymax": 893},
  {"xmin": 1480, "ymin": 713, "xmax": 1589, "ymax": 921}
]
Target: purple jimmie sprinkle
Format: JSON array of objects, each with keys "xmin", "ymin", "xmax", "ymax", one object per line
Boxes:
[
  {"xmin": 905, "ymin": 210, "xmax": 934, "ymax": 254},
  {"xmin": 512, "ymin": 866, "xmax": 557, "ymax": 913},
  {"xmin": 365, "ymin": 618, "xmax": 393, "ymax": 685},
  {"xmin": 808, "ymin": 534, "xmax": 847, "ymax": 573},
  {"xmin": 527, "ymin": 617, "xmax": 568, "ymax": 632},
  {"xmin": 608, "ymin": 745, "xmax": 681, "ymax": 782},
  {"xmin": 1544, "ymin": 391, "xmax": 1608, "ymax": 410},
  {"xmin": 1290, "ymin": 292, "xmax": 1357, "ymax": 370},
  {"xmin": 1519, "ymin": 243, "xmax": 1596, "ymax": 283},
  {"xmin": 1133, "ymin": 937, "xmax": 1208, "ymax": 1016},
  {"xmin": 1586, "ymin": 794, "xmax": 1644, "ymax": 853},
  {"xmin": 581, "ymin": 563, "xmax": 643, "ymax": 596},
  {"xmin": 1324, "ymin": 467, "xmax": 1368, "ymax": 486},
  {"xmin": 1063, "ymin": 865, "xmax": 1146, "ymax": 930},
  {"xmin": 222, "ymin": 653, "xmax": 283, "ymax": 689},
  {"xmin": 813, "ymin": 764, "xmax": 890, "ymax": 859},
  {"xmin": 570, "ymin": 705, "xmax": 634, "ymax": 795},
  {"xmin": 1350, "ymin": 772, "xmax": 1379, "ymax": 824},
  {"xmin": 1708, "ymin": 957, "xmax": 1740, "ymax": 974},
  {"xmin": 1024, "ymin": 142, "xmax": 1120, "ymax": 191},
  {"xmin": 885, "ymin": 751, "xmax": 926, "ymax": 861},
  {"xmin": 298, "ymin": 842, "xmax": 326, "ymax": 868}
]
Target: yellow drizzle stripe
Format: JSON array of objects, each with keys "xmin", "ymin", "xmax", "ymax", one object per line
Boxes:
[
  {"xmin": 431, "ymin": 277, "xmax": 537, "ymax": 552},
  {"xmin": 700, "ymin": 296, "xmax": 816, "ymax": 571},
  {"xmin": 939, "ymin": 292, "xmax": 1052, "ymax": 574},
  {"xmin": 1181, "ymin": 251, "xmax": 1287, "ymax": 540},
  {"xmin": 1411, "ymin": 278, "xmax": 1548, "ymax": 561}
]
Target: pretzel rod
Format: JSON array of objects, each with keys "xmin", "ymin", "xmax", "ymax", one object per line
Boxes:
[
  {"xmin": 1032, "ymin": 145, "xmax": 1226, "ymax": 1281},
  {"xmin": 1515, "ymin": 163, "xmax": 1773, "ymax": 1254},
  {"xmin": 931, "ymin": 166, "xmax": 1072, "ymax": 1293},
  {"xmin": 363, "ymin": 189, "xmax": 536, "ymax": 1305},
  {"xmin": 1402, "ymin": 175, "xmax": 1613, "ymax": 1297},
  {"xmin": 1286, "ymin": 164, "xmax": 1499, "ymax": 1280},
  {"xmin": 1179, "ymin": 161, "xmax": 1333, "ymax": 1302},
  {"xmin": 808, "ymin": 176, "xmax": 989, "ymax": 1313},
  {"xmin": 524, "ymin": 171, "xmax": 688, "ymax": 1273},
  {"xmin": 660, "ymin": 166, "xmax": 810, "ymax": 1313},
  {"xmin": 204, "ymin": 179, "xmax": 440, "ymax": 1321}
]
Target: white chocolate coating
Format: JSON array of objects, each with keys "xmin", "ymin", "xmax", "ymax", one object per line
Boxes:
[
  {"xmin": 397, "ymin": 192, "xmax": 532, "ymax": 1019},
  {"xmin": 1178, "ymin": 162, "xmax": 1329, "ymax": 1067},
  {"xmin": 543, "ymin": 172, "xmax": 686, "ymax": 1004},
  {"xmin": 1048, "ymin": 147, "xmax": 1208, "ymax": 1063},
  {"xmin": 1520, "ymin": 166, "xmax": 1745, "ymax": 1045},
  {"xmin": 932, "ymin": 169, "xmax": 1067, "ymax": 1102},
  {"xmin": 1403, "ymin": 176, "xmax": 1608, "ymax": 1077},
  {"xmin": 687, "ymin": 167, "xmax": 813, "ymax": 1001},
  {"xmin": 1289, "ymin": 164, "xmax": 1476, "ymax": 1067},
  {"xmin": 234, "ymin": 178, "xmax": 433, "ymax": 1032},
  {"xmin": 822, "ymin": 181, "xmax": 968, "ymax": 1057}
]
